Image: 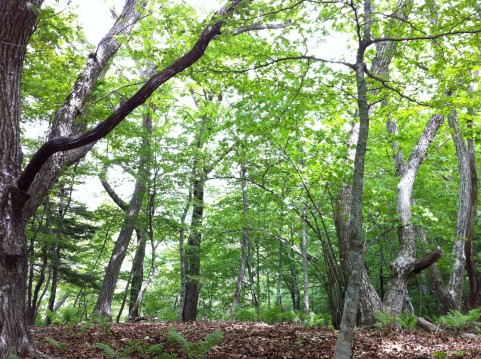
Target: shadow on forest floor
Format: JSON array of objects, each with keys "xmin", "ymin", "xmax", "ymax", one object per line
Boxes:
[{"xmin": 31, "ymin": 321, "xmax": 481, "ymax": 358}]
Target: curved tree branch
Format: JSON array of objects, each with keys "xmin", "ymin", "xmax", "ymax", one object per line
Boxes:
[{"xmin": 17, "ymin": 0, "xmax": 247, "ymax": 193}]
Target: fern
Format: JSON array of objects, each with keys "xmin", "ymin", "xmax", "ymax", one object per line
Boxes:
[
  {"xmin": 166, "ymin": 327, "xmax": 223, "ymax": 359},
  {"xmin": 144, "ymin": 343, "xmax": 165, "ymax": 355},
  {"xmin": 93, "ymin": 342, "xmax": 117, "ymax": 359},
  {"xmin": 439, "ymin": 308, "xmax": 481, "ymax": 332},
  {"xmin": 45, "ymin": 337, "xmax": 68, "ymax": 352}
]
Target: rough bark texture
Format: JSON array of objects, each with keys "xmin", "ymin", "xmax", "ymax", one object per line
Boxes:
[
  {"xmin": 466, "ymin": 117, "xmax": 479, "ymax": 308},
  {"xmin": 447, "ymin": 110, "xmax": 470, "ymax": 308},
  {"xmin": 94, "ymin": 114, "xmax": 152, "ymax": 318},
  {"xmin": 0, "ymin": 1, "xmax": 43, "ymax": 356},
  {"xmin": 382, "ymin": 114, "xmax": 444, "ymax": 314},
  {"xmin": 21, "ymin": 0, "xmax": 143, "ymax": 218}
]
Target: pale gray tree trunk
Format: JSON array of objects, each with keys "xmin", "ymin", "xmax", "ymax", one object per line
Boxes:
[
  {"xmin": 446, "ymin": 110, "xmax": 470, "ymax": 308},
  {"xmin": 382, "ymin": 114, "xmax": 444, "ymax": 313}
]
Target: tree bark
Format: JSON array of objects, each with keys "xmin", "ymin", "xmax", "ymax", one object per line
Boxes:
[
  {"xmin": 334, "ymin": 1, "xmax": 373, "ymax": 350},
  {"xmin": 128, "ymin": 228, "xmax": 147, "ymax": 318},
  {"xmin": 181, "ymin": 175, "xmax": 205, "ymax": 321},
  {"xmin": 383, "ymin": 114, "xmax": 444, "ymax": 313},
  {"xmin": 94, "ymin": 112, "xmax": 152, "ymax": 318},
  {"xmin": 0, "ymin": 1, "xmax": 44, "ymax": 356}
]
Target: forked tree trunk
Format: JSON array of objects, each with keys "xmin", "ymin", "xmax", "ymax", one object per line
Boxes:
[
  {"xmin": 95, "ymin": 114, "xmax": 152, "ymax": 318},
  {"xmin": 383, "ymin": 114, "xmax": 444, "ymax": 313}
]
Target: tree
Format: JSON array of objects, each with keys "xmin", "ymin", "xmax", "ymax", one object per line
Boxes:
[{"xmin": 0, "ymin": 0, "xmax": 246, "ymax": 356}]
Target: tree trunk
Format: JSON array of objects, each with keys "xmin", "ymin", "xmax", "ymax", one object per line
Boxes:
[
  {"xmin": 446, "ymin": 110, "xmax": 470, "ymax": 309},
  {"xmin": 128, "ymin": 229, "xmax": 147, "ymax": 318},
  {"xmin": 231, "ymin": 167, "xmax": 249, "ymax": 314},
  {"xmin": 182, "ymin": 175, "xmax": 205, "ymax": 321},
  {"xmin": 301, "ymin": 206, "xmax": 310, "ymax": 313},
  {"xmin": 276, "ymin": 240, "xmax": 283, "ymax": 307},
  {"xmin": 94, "ymin": 113, "xmax": 152, "ymax": 318},
  {"xmin": 383, "ymin": 114, "xmax": 444, "ymax": 313},
  {"xmin": 0, "ymin": 1, "xmax": 43, "ymax": 355},
  {"xmin": 333, "ymin": 32, "xmax": 372, "ymax": 357},
  {"xmin": 466, "ymin": 115, "xmax": 479, "ymax": 308}
]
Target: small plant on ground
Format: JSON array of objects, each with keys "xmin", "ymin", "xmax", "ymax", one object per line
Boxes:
[
  {"xmin": 438, "ymin": 308, "xmax": 481, "ymax": 333},
  {"xmin": 299, "ymin": 311, "xmax": 333, "ymax": 328},
  {"xmin": 235, "ymin": 307, "xmax": 258, "ymax": 322},
  {"xmin": 166, "ymin": 326, "xmax": 223, "ymax": 359},
  {"xmin": 374, "ymin": 310, "xmax": 417, "ymax": 330},
  {"xmin": 45, "ymin": 337, "xmax": 69, "ymax": 353},
  {"xmin": 93, "ymin": 339, "xmax": 174, "ymax": 359},
  {"xmin": 83, "ymin": 311, "xmax": 112, "ymax": 335}
]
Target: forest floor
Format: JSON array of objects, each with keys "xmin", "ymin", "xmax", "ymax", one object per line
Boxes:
[{"xmin": 31, "ymin": 321, "xmax": 481, "ymax": 358}]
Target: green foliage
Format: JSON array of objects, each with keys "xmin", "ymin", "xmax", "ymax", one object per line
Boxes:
[
  {"xmin": 93, "ymin": 340, "xmax": 172, "ymax": 359},
  {"xmin": 45, "ymin": 337, "xmax": 68, "ymax": 352},
  {"xmin": 298, "ymin": 311, "xmax": 332, "ymax": 328},
  {"xmin": 432, "ymin": 351, "xmax": 447, "ymax": 359},
  {"xmin": 374, "ymin": 310, "xmax": 417, "ymax": 330},
  {"xmin": 93, "ymin": 343, "xmax": 117, "ymax": 359},
  {"xmin": 80, "ymin": 312, "xmax": 112, "ymax": 335},
  {"xmin": 166, "ymin": 327, "xmax": 223, "ymax": 359},
  {"xmin": 235, "ymin": 307, "xmax": 258, "ymax": 322},
  {"xmin": 438, "ymin": 308, "xmax": 481, "ymax": 332},
  {"xmin": 60, "ymin": 305, "xmax": 81, "ymax": 325}
]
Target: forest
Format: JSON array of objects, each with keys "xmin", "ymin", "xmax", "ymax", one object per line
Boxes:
[{"xmin": 0, "ymin": 0, "xmax": 481, "ymax": 358}]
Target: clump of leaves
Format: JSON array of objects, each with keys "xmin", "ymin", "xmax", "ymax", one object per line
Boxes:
[
  {"xmin": 374, "ymin": 310, "xmax": 417, "ymax": 330},
  {"xmin": 45, "ymin": 337, "xmax": 69, "ymax": 352},
  {"xmin": 438, "ymin": 308, "xmax": 481, "ymax": 333},
  {"xmin": 432, "ymin": 351, "xmax": 447, "ymax": 359},
  {"xmin": 166, "ymin": 326, "xmax": 223, "ymax": 359}
]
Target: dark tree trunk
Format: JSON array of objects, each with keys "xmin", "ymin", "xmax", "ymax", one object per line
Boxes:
[
  {"xmin": 182, "ymin": 176, "xmax": 205, "ymax": 321},
  {"xmin": 334, "ymin": 2, "xmax": 373, "ymax": 356},
  {"xmin": 128, "ymin": 229, "xmax": 147, "ymax": 319},
  {"xmin": 0, "ymin": 1, "xmax": 42, "ymax": 356}
]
